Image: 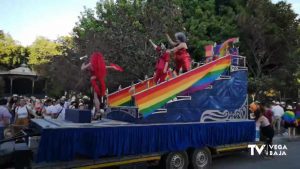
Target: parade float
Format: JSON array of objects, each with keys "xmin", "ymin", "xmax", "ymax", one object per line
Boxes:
[{"xmin": 0, "ymin": 38, "xmax": 256, "ymax": 169}]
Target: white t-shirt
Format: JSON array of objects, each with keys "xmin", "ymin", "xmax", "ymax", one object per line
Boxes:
[
  {"xmin": 45, "ymin": 105, "xmax": 57, "ymax": 114},
  {"xmin": 16, "ymin": 106, "xmax": 28, "ymax": 119},
  {"xmin": 54, "ymin": 104, "xmax": 63, "ymax": 114},
  {"xmin": 256, "ymin": 116, "xmax": 270, "ymax": 128},
  {"xmin": 271, "ymin": 105, "xmax": 284, "ymax": 117},
  {"xmin": 44, "ymin": 105, "xmax": 56, "ymax": 119},
  {"xmin": 57, "ymin": 108, "xmax": 66, "ymax": 120}
]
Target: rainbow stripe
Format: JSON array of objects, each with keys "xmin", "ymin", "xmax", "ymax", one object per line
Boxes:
[
  {"xmin": 283, "ymin": 111, "xmax": 296, "ymax": 123},
  {"xmin": 133, "ymin": 55, "xmax": 231, "ymax": 116},
  {"xmin": 108, "ymin": 87, "xmax": 132, "ymax": 106},
  {"xmin": 219, "ymin": 38, "xmax": 239, "ymax": 57},
  {"xmin": 108, "ymin": 78, "xmax": 155, "ymax": 106},
  {"xmin": 205, "ymin": 45, "xmax": 214, "ymax": 57},
  {"xmin": 183, "ymin": 68, "xmax": 227, "ymax": 94}
]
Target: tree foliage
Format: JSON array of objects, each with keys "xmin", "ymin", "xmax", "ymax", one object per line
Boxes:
[
  {"xmin": 72, "ymin": 0, "xmax": 300, "ymax": 98},
  {"xmin": 32, "ymin": 36, "xmax": 83, "ymax": 97},
  {"xmin": 56, "ymin": 35, "xmax": 76, "ymax": 56},
  {"xmin": 237, "ymin": 0, "xmax": 300, "ymax": 99},
  {"xmin": 34, "ymin": 54, "xmax": 84, "ymax": 97},
  {"xmin": 0, "ymin": 32, "xmax": 27, "ymax": 68},
  {"xmin": 0, "ymin": 0, "xmax": 299, "ymax": 99},
  {"xmin": 28, "ymin": 36, "xmax": 62, "ymax": 65},
  {"xmin": 73, "ymin": 0, "xmax": 182, "ymax": 91},
  {"xmin": 179, "ymin": 0, "xmax": 240, "ymax": 60}
]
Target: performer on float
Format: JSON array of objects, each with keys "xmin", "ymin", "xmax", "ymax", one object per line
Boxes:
[
  {"xmin": 81, "ymin": 52, "xmax": 123, "ymax": 119},
  {"xmin": 149, "ymin": 39, "xmax": 170, "ymax": 84},
  {"xmin": 165, "ymin": 32, "xmax": 191, "ymax": 75}
]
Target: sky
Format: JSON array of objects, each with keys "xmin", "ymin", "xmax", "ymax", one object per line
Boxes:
[
  {"xmin": 0, "ymin": 0, "xmax": 299, "ymax": 46},
  {"xmin": 0, "ymin": 0, "xmax": 98, "ymax": 46}
]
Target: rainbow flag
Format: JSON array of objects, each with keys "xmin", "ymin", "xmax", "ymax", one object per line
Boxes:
[
  {"xmin": 108, "ymin": 78, "xmax": 155, "ymax": 106},
  {"xmin": 283, "ymin": 111, "xmax": 296, "ymax": 123},
  {"xmin": 133, "ymin": 55, "xmax": 231, "ymax": 116},
  {"xmin": 219, "ymin": 38, "xmax": 239, "ymax": 57},
  {"xmin": 205, "ymin": 45, "xmax": 214, "ymax": 57}
]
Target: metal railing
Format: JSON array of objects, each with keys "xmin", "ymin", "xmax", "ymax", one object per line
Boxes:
[{"xmin": 231, "ymin": 55, "xmax": 247, "ymax": 67}]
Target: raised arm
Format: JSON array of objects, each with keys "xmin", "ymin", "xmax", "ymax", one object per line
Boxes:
[
  {"xmin": 148, "ymin": 39, "xmax": 157, "ymax": 49},
  {"xmin": 106, "ymin": 66, "xmax": 114, "ymax": 69},
  {"xmin": 165, "ymin": 33, "xmax": 177, "ymax": 46},
  {"xmin": 163, "ymin": 62, "xmax": 169, "ymax": 73},
  {"xmin": 81, "ymin": 62, "xmax": 91, "ymax": 71}
]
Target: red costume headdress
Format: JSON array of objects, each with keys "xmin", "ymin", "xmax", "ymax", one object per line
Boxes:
[
  {"xmin": 90, "ymin": 52, "xmax": 107, "ymax": 97},
  {"xmin": 90, "ymin": 52, "xmax": 107, "ymax": 80}
]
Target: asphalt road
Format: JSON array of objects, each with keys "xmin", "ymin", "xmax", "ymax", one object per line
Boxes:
[
  {"xmin": 146, "ymin": 136, "xmax": 300, "ymax": 169},
  {"xmin": 212, "ymin": 136, "xmax": 300, "ymax": 169}
]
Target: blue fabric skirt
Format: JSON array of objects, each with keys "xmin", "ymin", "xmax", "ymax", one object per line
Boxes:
[{"xmin": 36, "ymin": 121, "xmax": 255, "ymax": 162}]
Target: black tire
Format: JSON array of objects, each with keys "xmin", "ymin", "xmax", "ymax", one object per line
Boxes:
[
  {"xmin": 162, "ymin": 151, "xmax": 189, "ymax": 169},
  {"xmin": 189, "ymin": 147, "xmax": 211, "ymax": 169}
]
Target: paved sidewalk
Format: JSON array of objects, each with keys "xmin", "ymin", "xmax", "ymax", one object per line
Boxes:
[{"xmin": 273, "ymin": 134, "xmax": 300, "ymax": 143}]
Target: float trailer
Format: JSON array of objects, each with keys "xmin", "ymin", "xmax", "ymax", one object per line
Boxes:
[{"xmin": 1, "ymin": 52, "xmax": 260, "ymax": 169}]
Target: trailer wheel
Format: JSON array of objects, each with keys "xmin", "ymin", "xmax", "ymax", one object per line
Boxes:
[
  {"xmin": 189, "ymin": 147, "xmax": 211, "ymax": 169},
  {"xmin": 163, "ymin": 151, "xmax": 189, "ymax": 169}
]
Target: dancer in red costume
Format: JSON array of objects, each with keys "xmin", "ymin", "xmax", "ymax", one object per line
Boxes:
[
  {"xmin": 149, "ymin": 39, "xmax": 170, "ymax": 84},
  {"xmin": 166, "ymin": 32, "xmax": 191, "ymax": 74},
  {"xmin": 81, "ymin": 52, "xmax": 122, "ymax": 119}
]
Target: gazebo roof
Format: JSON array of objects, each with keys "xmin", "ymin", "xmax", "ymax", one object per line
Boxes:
[{"xmin": 0, "ymin": 63, "xmax": 37, "ymax": 76}]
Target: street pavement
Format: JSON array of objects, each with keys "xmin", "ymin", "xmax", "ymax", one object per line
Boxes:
[{"xmin": 212, "ymin": 135, "xmax": 300, "ymax": 169}]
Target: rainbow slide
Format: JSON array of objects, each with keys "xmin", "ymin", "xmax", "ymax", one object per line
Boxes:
[
  {"xmin": 108, "ymin": 78, "xmax": 156, "ymax": 106},
  {"xmin": 133, "ymin": 55, "xmax": 231, "ymax": 117}
]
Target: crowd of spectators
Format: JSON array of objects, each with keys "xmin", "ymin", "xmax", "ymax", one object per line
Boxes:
[
  {"xmin": 250, "ymin": 100, "xmax": 300, "ymax": 137},
  {"xmin": 249, "ymin": 100, "xmax": 300, "ymax": 158},
  {"xmin": 0, "ymin": 93, "xmax": 92, "ymax": 140}
]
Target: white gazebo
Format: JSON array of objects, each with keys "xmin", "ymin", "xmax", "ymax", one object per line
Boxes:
[{"xmin": 0, "ymin": 63, "xmax": 38, "ymax": 95}]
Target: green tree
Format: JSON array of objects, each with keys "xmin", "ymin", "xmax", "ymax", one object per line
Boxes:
[
  {"xmin": 178, "ymin": 0, "xmax": 240, "ymax": 60},
  {"xmin": 68, "ymin": 0, "xmax": 300, "ymax": 99},
  {"xmin": 34, "ymin": 54, "xmax": 84, "ymax": 97},
  {"xmin": 0, "ymin": 32, "xmax": 27, "ymax": 68},
  {"xmin": 56, "ymin": 35, "xmax": 76, "ymax": 56},
  {"xmin": 238, "ymin": 0, "xmax": 300, "ymax": 100},
  {"xmin": 73, "ymin": 0, "xmax": 182, "ymax": 91},
  {"xmin": 32, "ymin": 36, "xmax": 84, "ymax": 96},
  {"xmin": 28, "ymin": 36, "xmax": 62, "ymax": 65}
]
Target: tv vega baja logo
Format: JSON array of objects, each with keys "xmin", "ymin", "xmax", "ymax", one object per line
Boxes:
[{"xmin": 248, "ymin": 144, "xmax": 287, "ymax": 156}]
